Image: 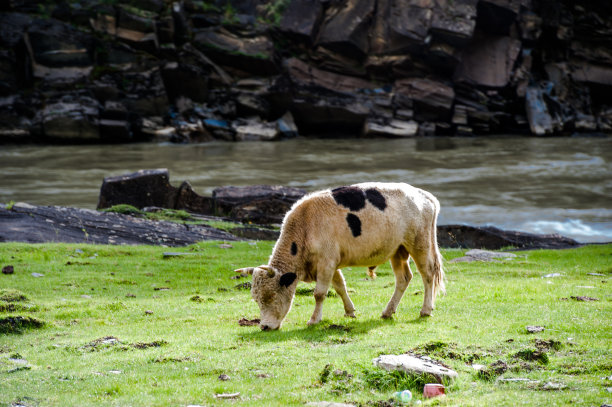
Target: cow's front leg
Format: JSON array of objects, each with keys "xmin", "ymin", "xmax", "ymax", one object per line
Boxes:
[
  {"xmin": 308, "ymin": 263, "xmax": 335, "ymax": 326},
  {"xmin": 332, "ymin": 269, "xmax": 356, "ymax": 318}
]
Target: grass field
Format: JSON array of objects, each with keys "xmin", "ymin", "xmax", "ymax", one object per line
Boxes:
[{"xmin": 0, "ymin": 242, "xmax": 610, "ymax": 406}]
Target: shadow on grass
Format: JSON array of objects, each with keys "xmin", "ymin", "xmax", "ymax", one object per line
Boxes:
[{"xmin": 240, "ymin": 315, "xmax": 432, "ymax": 343}]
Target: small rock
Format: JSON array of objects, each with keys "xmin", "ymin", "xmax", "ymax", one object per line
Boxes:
[
  {"xmin": 541, "ymin": 381, "xmax": 567, "ymax": 390},
  {"xmin": 81, "ymin": 295, "xmax": 92, "ymax": 299},
  {"xmin": 8, "ymin": 366, "xmax": 31, "ymax": 373},
  {"xmin": 450, "ymin": 249, "xmax": 517, "ymax": 263},
  {"xmin": 214, "ymin": 392, "xmax": 240, "ymax": 399},
  {"xmin": 31, "ymin": 273, "xmax": 44, "ymax": 277},
  {"xmin": 372, "ymin": 354, "xmax": 458, "ymax": 381},
  {"xmin": 498, "ymin": 377, "xmax": 540, "ymax": 383},
  {"xmin": 238, "ymin": 318, "xmax": 260, "ymax": 326},
  {"xmin": 218, "ymin": 243, "xmax": 233, "ymax": 249},
  {"xmin": 256, "ymin": 373, "xmax": 271, "ymax": 379},
  {"xmin": 472, "ymin": 364, "xmax": 486, "ymax": 371},
  {"xmin": 526, "ymin": 325, "xmax": 545, "ymax": 333},
  {"xmin": 163, "ymin": 252, "xmax": 198, "ymax": 258},
  {"xmin": 571, "ymin": 296, "xmax": 599, "ymax": 302},
  {"xmin": 587, "ymin": 273, "xmax": 605, "ymax": 276},
  {"xmin": 109, "ymin": 370, "xmax": 122, "ymax": 375},
  {"xmin": 542, "ymin": 273, "xmax": 562, "ymax": 278},
  {"xmin": 2, "ymin": 265, "xmax": 14, "ymax": 274},
  {"xmin": 126, "ymin": 293, "xmax": 136, "ymax": 298},
  {"xmin": 218, "ymin": 374, "xmax": 230, "ymax": 381},
  {"xmin": 8, "ymin": 358, "xmax": 29, "ymax": 365},
  {"xmin": 234, "ymin": 282, "xmax": 251, "ymax": 290},
  {"xmin": 144, "ymin": 310, "xmax": 154, "ymax": 315}
]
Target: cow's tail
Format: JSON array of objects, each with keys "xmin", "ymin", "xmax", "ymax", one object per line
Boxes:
[{"xmin": 430, "ymin": 197, "xmax": 446, "ymax": 298}]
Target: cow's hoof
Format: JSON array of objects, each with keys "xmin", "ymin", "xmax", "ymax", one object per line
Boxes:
[
  {"xmin": 381, "ymin": 313, "xmax": 393, "ymax": 319},
  {"xmin": 345, "ymin": 312, "xmax": 356, "ymax": 318},
  {"xmin": 420, "ymin": 310, "xmax": 432, "ymax": 317},
  {"xmin": 307, "ymin": 318, "xmax": 320, "ymax": 326}
]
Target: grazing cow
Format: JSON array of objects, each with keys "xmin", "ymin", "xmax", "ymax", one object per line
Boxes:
[{"xmin": 235, "ymin": 182, "xmax": 445, "ymax": 331}]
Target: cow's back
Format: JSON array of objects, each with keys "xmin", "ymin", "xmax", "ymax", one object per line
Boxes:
[{"xmin": 287, "ymin": 182, "xmax": 438, "ymax": 268}]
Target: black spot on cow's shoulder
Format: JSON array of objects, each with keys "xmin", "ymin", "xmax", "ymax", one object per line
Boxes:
[
  {"xmin": 279, "ymin": 272, "xmax": 297, "ymax": 288},
  {"xmin": 332, "ymin": 186, "xmax": 366, "ymax": 211},
  {"xmin": 365, "ymin": 188, "xmax": 387, "ymax": 211},
  {"xmin": 291, "ymin": 242, "xmax": 298, "ymax": 256},
  {"xmin": 346, "ymin": 213, "xmax": 362, "ymax": 237}
]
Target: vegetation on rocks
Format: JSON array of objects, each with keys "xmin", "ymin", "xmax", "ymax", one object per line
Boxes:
[{"xmin": 0, "ymin": 242, "xmax": 610, "ymax": 406}]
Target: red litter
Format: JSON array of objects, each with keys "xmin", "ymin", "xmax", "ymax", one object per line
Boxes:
[{"xmin": 423, "ymin": 383, "xmax": 445, "ymax": 398}]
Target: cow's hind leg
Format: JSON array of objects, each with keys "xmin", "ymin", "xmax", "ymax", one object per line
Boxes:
[
  {"xmin": 332, "ymin": 269, "xmax": 356, "ymax": 318},
  {"xmin": 381, "ymin": 245, "xmax": 413, "ymax": 319},
  {"xmin": 412, "ymin": 245, "xmax": 443, "ymax": 317}
]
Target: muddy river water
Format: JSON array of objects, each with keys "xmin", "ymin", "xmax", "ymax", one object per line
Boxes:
[{"xmin": 1, "ymin": 136, "xmax": 610, "ymax": 243}]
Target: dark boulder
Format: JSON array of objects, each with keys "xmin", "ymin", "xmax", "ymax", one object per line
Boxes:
[
  {"xmin": 286, "ymin": 57, "xmax": 374, "ymax": 94},
  {"xmin": 315, "ymin": 0, "xmax": 375, "ymax": 60},
  {"xmin": 437, "ymin": 225, "xmax": 580, "ymax": 250},
  {"xmin": 454, "ymin": 31, "xmax": 521, "ymax": 88},
  {"xmin": 370, "ymin": 0, "xmax": 433, "ymax": 54},
  {"xmin": 0, "ymin": 12, "xmax": 32, "ymax": 48},
  {"xmin": 24, "ymin": 18, "xmax": 95, "ymax": 83},
  {"xmin": 395, "ymin": 78, "xmax": 455, "ymax": 121},
  {"xmin": 475, "ymin": 0, "xmax": 520, "ymax": 36},
  {"xmin": 175, "ymin": 181, "xmax": 215, "ymax": 214},
  {"xmin": 430, "ymin": 0, "xmax": 477, "ymax": 47},
  {"xmin": 212, "ymin": 185, "xmax": 306, "ymax": 224},
  {"xmin": 193, "ymin": 28, "xmax": 278, "ymax": 76},
  {"xmin": 278, "ymin": 0, "xmax": 324, "ymax": 44},
  {"xmin": 97, "ymin": 169, "xmax": 178, "ymax": 210},
  {"xmin": 97, "ymin": 168, "xmax": 215, "ymax": 214},
  {"xmin": 161, "ymin": 61, "xmax": 209, "ymax": 104},
  {"xmin": 34, "ymin": 94, "xmax": 100, "ymax": 141}
]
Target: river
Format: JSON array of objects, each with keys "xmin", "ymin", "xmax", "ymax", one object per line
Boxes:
[{"xmin": 1, "ymin": 136, "xmax": 610, "ymax": 243}]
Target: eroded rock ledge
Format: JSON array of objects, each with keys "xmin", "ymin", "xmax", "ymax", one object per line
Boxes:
[
  {"xmin": 0, "ymin": 168, "xmax": 580, "ymax": 249},
  {"xmin": 0, "ymin": 202, "xmax": 237, "ymax": 246}
]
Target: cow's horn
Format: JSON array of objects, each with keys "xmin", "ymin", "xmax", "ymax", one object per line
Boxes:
[
  {"xmin": 258, "ymin": 265, "xmax": 276, "ymax": 277},
  {"xmin": 234, "ymin": 267, "xmax": 255, "ymax": 275}
]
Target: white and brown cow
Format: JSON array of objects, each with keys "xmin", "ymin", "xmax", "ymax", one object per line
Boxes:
[{"xmin": 235, "ymin": 182, "xmax": 445, "ymax": 330}]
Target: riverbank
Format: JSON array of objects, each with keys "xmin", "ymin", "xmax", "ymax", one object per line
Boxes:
[
  {"xmin": 0, "ymin": 242, "xmax": 610, "ymax": 406},
  {"xmin": 0, "ymin": 202, "xmax": 583, "ymax": 250},
  {"xmin": 1, "ymin": 1, "xmax": 611, "ymax": 143},
  {"xmin": 2, "ymin": 137, "xmax": 611, "ymax": 243}
]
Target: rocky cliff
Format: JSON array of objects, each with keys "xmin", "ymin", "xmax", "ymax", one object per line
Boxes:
[{"xmin": 1, "ymin": 0, "xmax": 611, "ymax": 143}]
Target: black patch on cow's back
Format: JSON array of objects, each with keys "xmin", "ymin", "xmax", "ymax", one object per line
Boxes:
[
  {"xmin": 346, "ymin": 213, "xmax": 362, "ymax": 237},
  {"xmin": 365, "ymin": 188, "xmax": 387, "ymax": 211},
  {"xmin": 291, "ymin": 242, "xmax": 298, "ymax": 256},
  {"xmin": 332, "ymin": 186, "xmax": 366, "ymax": 211}
]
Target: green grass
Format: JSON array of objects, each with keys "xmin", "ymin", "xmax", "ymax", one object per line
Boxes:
[
  {"xmin": 101, "ymin": 204, "xmax": 244, "ymax": 231},
  {"xmin": 0, "ymin": 242, "xmax": 610, "ymax": 406}
]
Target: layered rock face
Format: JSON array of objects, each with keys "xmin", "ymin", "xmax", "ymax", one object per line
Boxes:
[{"xmin": 0, "ymin": 0, "xmax": 610, "ymax": 143}]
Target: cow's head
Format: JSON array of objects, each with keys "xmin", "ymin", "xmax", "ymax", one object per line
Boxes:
[{"xmin": 235, "ymin": 265, "xmax": 298, "ymax": 330}]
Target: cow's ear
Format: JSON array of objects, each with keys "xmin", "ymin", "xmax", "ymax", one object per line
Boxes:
[{"xmin": 279, "ymin": 272, "xmax": 297, "ymax": 288}]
